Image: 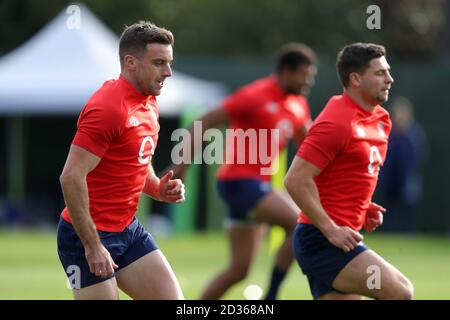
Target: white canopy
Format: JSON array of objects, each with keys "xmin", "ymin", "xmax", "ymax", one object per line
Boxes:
[{"xmin": 0, "ymin": 3, "xmax": 225, "ymax": 116}]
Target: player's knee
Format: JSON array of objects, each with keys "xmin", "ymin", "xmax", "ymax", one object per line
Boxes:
[
  {"xmin": 384, "ymin": 277, "xmax": 414, "ymax": 300},
  {"xmin": 234, "ymin": 269, "xmax": 249, "ymax": 283},
  {"xmin": 276, "ymin": 215, "xmax": 296, "ymax": 233},
  {"xmin": 279, "ymin": 219, "xmax": 295, "ymax": 233},
  {"xmin": 285, "ymin": 227, "xmax": 294, "ymax": 237},
  {"xmin": 228, "ymin": 266, "xmax": 250, "ymax": 283},
  {"xmin": 392, "ymin": 275, "xmax": 414, "ymax": 300},
  {"xmin": 398, "ymin": 278, "xmax": 414, "ymax": 300}
]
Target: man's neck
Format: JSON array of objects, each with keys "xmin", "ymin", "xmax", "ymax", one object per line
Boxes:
[
  {"xmin": 276, "ymin": 75, "xmax": 288, "ymax": 93},
  {"xmin": 277, "ymin": 75, "xmax": 303, "ymax": 95},
  {"xmin": 121, "ymin": 71, "xmax": 146, "ymax": 96},
  {"xmin": 344, "ymin": 88, "xmax": 377, "ymax": 113}
]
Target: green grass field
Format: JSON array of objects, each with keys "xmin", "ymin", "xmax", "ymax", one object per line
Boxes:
[{"xmin": 0, "ymin": 229, "xmax": 449, "ymax": 300}]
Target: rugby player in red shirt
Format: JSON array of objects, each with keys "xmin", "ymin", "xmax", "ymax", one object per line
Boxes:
[
  {"xmin": 172, "ymin": 43, "xmax": 317, "ymax": 300},
  {"xmin": 285, "ymin": 43, "xmax": 413, "ymax": 300},
  {"xmin": 58, "ymin": 22, "xmax": 185, "ymax": 300}
]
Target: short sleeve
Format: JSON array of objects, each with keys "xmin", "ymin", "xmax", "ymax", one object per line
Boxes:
[
  {"xmin": 72, "ymin": 104, "xmax": 126, "ymax": 158},
  {"xmin": 297, "ymin": 119, "xmax": 351, "ymax": 169},
  {"xmin": 221, "ymin": 88, "xmax": 255, "ymax": 121}
]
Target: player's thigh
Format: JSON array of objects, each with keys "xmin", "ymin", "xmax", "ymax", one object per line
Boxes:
[
  {"xmin": 115, "ymin": 249, "xmax": 184, "ymax": 300},
  {"xmin": 317, "ymin": 291, "xmax": 364, "ymax": 300},
  {"xmin": 73, "ymin": 277, "xmax": 119, "ymax": 300},
  {"xmin": 332, "ymin": 249, "xmax": 413, "ymax": 300},
  {"xmin": 252, "ymin": 190, "xmax": 298, "ymax": 231},
  {"xmin": 227, "ymin": 223, "xmax": 265, "ymax": 270}
]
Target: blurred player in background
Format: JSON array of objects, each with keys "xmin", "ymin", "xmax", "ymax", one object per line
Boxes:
[
  {"xmin": 172, "ymin": 43, "xmax": 317, "ymax": 300},
  {"xmin": 377, "ymin": 96, "xmax": 428, "ymax": 233},
  {"xmin": 285, "ymin": 43, "xmax": 414, "ymax": 300},
  {"xmin": 58, "ymin": 21, "xmax": 185, "ymax": 300}
]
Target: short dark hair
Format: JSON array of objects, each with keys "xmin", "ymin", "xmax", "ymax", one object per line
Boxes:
[
  {"xmin": 119, "ymin": 21, "xmax": 174, "ymax": 65},
  {"xmin": 336, "ymin": 43, "xmax": 386, "ymax": 87},
  {"xmin": 276, "ymin": 42, "xmax": 317, "ymax": 73}
]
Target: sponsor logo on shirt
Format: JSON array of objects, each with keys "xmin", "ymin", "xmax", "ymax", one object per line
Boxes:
[
  {"xmin": 265, "ymin": 102, "xmax": 279, "ymax": 114},
  {"xmin": 377, "ymin": 122, "xmax": 386, "ymax": 137},
  {"xmin": 356, "ymin": 126, "xmax": 367, "ymax": 138},
  {"xmin": 286, "ymin": 99, "xmax": 304, "ymax": 118},
  {"xmin": 129, "ymin": 116, "xmax": 140, "ymax": 127}
]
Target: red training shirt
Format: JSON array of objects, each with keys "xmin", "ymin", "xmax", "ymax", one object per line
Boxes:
[
  {"xmin": 61, "ymin": 75, "xmax": 159, "ymax": 232},
  {"xmin": 216, "ymin": 75, "xmax": 311, "ymax": 182},
  {"xmin": 297, "ymin": 93, "xmax": 391, "ymax": 230}
]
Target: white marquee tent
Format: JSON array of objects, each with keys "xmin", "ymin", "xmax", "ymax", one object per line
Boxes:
[{"xmin": 0, "ymin": 3, "xmax": 225, "ymax": 116}]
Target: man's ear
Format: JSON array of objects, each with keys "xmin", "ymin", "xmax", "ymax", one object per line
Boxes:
[
  {"xmin": 123, "ymin": 54, "xmax": 137, "ymax": 72},
  {"xmin": 349, "ymin": 72, "xmax": 361, "ymax": 88}
]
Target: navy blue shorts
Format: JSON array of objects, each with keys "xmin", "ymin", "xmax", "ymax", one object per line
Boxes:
[
  {"xmin": 57, "ymin": 217, "xmax": 158, "ymax": 289},
  {"xmin": 217, "ymin": 179, "xmax": 271, "ymax": 223},
  {"xmin": 293, "ymin": 223, "xmax": 368, "ymax": 299}
]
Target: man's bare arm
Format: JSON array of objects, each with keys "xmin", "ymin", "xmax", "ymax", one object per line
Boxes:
[
  {"xmin": 284, "ymin": 156, "xmax": 363, "ymax": 252},
  {"xmin": 59, "ymin": 145, "xmax": 117, "ymax": 276}
]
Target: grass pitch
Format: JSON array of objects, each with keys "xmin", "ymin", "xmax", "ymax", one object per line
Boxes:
[{"xmin": 0, "ymin": 229, "xmax": 449, "ymax": 299}]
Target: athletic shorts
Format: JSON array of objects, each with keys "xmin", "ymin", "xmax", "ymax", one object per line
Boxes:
[
  {"xmin": 217, "ymin": 178, "xmax": 271, "ymax": 223},
  {"xmin": 293, "ymin": 223, "xmax": 368, "ymax": 299},
  {"xmin": 57, "ymin": 217, "xmax": 158, "ymax": 289}
]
